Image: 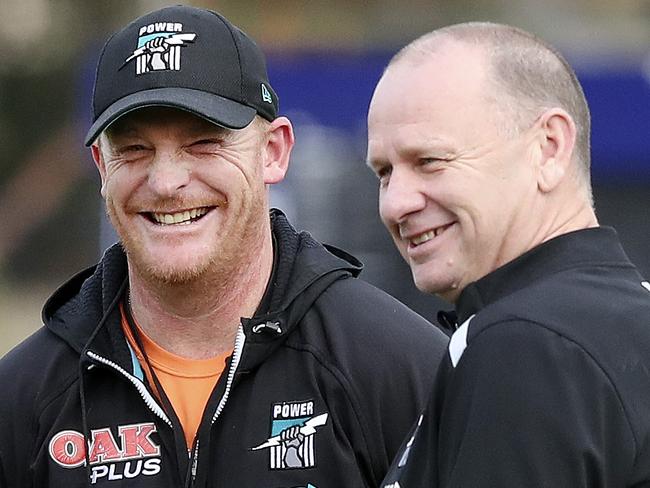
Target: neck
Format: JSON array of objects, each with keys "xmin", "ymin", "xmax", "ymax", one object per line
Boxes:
[
  {"xmin": 127, "ymin": 231, "xmax": 275, "ymax": 360},
  {"xmin": 535, "ymin": 186, "xmax": 599, "ymax": 247},
  {"xmin": 446, "ymin": 190, "xmax": 599, "ymax": 305}
]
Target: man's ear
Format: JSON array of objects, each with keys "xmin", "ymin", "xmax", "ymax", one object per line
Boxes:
[
  {"xmin": 91, "ymin": 140, "xmax": 108, "ymax": 197},
  {"xmin": 262, "ymin": 117, "xmax": 295, "ymax": 185},
  {"xmin": 535, "ymin": 108, "xmax": 577, "ymax": 193}
]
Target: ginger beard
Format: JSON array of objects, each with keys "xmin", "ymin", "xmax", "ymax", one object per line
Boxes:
[{"xmin": 105, "ymin": 151, "xmax": 269, "ymax": 288}]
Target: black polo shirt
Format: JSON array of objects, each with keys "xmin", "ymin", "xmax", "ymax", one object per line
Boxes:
[{"xmin": 382, "ymin": 227, "xmax": 650, "ymax": 487}]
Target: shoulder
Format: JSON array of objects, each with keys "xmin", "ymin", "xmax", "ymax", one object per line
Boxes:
[
  {"xmin": 295, "ymin": 276, "xmax": 447, "ymax": 407},
  {"xmin": 461, "ymin": 317, "xmax": 595, "ymax": 369},
  {"xmin": 0, "ymin": 328, "xmax": 80, "ymax": 487},
  {"xmin": 453, "ymin": 317, "xmax": 624, "ymax": 415},
  {"xmin": 314, "ymin": 275, "xmax": 448, "ymax": 355},
  {"xmin": 319, "ymin": 276, "xmax": 446, "ymax": 339},
  {"xmin": 437, "ymin": 318, "xmax": 638, "ymax": 480},
  {"xmin": 468, "ymin": 267, "xmax": 650, "ymax": 398},
  {"xmin": 453, "ymin": 315, "xmax": 624, "ymax": 407},
  {"xmin": 0, "ymin": 326, "xmax": 80, "ymax": 416}
]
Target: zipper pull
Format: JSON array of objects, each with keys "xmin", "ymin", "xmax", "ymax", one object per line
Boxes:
[{"xmin": 252, "ymin": 320, "xmax": 282, "ymax": 335}]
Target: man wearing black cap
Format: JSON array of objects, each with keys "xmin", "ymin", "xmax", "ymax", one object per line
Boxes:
[{"xmin": 0, "ymin": 5, "xmax": 447, "ymax": 488}]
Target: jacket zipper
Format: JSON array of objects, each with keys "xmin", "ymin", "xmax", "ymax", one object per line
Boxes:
[
  {"xmin": 187, "ymin": 326, "xmax": 246, "ymax": 486},
  {"xmin": 85, "ymin": 350, "xmax": 172, "ymax": 427},
  {"xmin": 212, "ymin": 326, "xmax": 246, "ymax": 423}
]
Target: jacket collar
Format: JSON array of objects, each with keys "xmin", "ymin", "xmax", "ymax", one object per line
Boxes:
[
  {"xmin": 237, "ymin": 209, "xmax": 362, "ymax": 369},
  {"xmin": 43, "ymin": 244, "xmax": 130, "ymax": 364},
  {"xmin": 455, "ymin": 226, "xmax": 632, "ymax": 324},
  {"xmin": 43, "ymin": 209, "xmax": 363, "ymax": 369}
]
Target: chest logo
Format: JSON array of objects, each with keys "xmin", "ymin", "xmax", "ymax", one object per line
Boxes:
[
  {"xmin": 251, "ymin": 400, "xmax": 328, "ymax": 470},
  {"xmin": 49, "ymin": 423, "xmax": 162, "ymax": 484},
  {"xmin": 122, "ymin": 22, "xmax": 197, "ymax": 74}
]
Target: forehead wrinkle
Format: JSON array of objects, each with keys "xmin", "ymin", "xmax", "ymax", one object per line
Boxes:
[
  {"xmin": 393, "ymin": 127, "xmax": 457, "ymax": 156},
  {"xmin": 367, "ymin": 124, "xmax": 456, "ymax": 167}
]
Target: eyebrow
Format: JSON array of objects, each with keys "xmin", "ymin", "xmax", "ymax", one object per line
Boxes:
[
  {"xmin": 365, "ymin": 140, "xmax": 456, "ymax": 169},
  {"xmin": 365, "ymin": 156, "xmax": 387, "ymax": 171},
  {"xmin": 401, "ymin": 138, "xmax": 456, "ymax": 157}
]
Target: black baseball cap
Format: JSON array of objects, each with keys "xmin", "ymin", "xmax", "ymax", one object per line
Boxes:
[{"xmin": 84, "ymin": 5, "xmax": 278, "ymax": 146}]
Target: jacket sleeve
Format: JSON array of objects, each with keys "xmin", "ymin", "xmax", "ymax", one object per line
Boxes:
[
  {"xmin": 0, "ymin": 330, "xmax": 54, "ymax": 488},
  {"xmin": 0, "ymin": 452, "xmax": 6, "ymax": 488},
  {"xmin": 0, "ymin": 353, "xmax": 33, "ymax": 488},
  {"xmin": 437, "ymin": 320, "xmax": 635, "ymax": 487},
  {"xmin": 317, "ymin": 278, "xmax": 449, "ymax": 486}
]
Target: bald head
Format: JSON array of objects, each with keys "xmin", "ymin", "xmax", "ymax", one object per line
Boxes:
[{"xmin": 388, "ymin": 22, "xmax": 592, "ymax": 195}]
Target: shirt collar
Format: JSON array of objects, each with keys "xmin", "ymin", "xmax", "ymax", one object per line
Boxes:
[{"xmin": 455, "ymin": 226, "xmax": 630, "ymax": 323}]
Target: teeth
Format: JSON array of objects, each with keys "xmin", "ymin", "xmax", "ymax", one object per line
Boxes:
[
  {"xmin": 411, "ymin": 231, "xmax": 434, "ymax": 246},
  {"xmin": 152, "ymin": 207, "xmax": 209, "ymax": 225},
  {"xmin": 410, "ymin": 223, "xmax": 454, "ymax": 246},
  {"xmin": 434, "ymin": 223, "xmax": 452, "ymax": 236}
]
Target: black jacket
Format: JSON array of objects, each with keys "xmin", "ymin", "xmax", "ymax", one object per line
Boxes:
[
  {"xmin": 381, "ymin": 227, "xmax": 650, "ymax": 488},
  {"xmin": 0, "ymin": 211, "xmax": 447, "ymax": 488}
]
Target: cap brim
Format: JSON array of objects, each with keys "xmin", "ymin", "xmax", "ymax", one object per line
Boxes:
[{"xmin": 84, "ymin": 87, "xmax": 256, "ymax": 146}]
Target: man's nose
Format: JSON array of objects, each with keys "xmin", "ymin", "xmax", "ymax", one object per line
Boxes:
[
  {"xmin": 379, "ymin": 169, "xmax": 426, "ymax": 225},
  {"xmin": 147, "ymin": 152, "xmax": 190, "ymax": 197}
]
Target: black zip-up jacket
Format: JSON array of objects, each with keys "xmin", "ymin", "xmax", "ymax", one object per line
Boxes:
[
  {"xmin": 0, "ymin": 211, "xmax": 447, "ymax": 488},
  {"xmin": 381, "ymin": 227, "xmax": 650, "ymax": 487}
]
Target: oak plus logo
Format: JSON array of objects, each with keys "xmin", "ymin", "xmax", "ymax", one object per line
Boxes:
[
  {"xmin": 49, "ymin": 422, "xmax": 161, "ymax": 484},
  {"xmin": 122, "ymin": 22, "xmax": 197, "ymax": 75}
]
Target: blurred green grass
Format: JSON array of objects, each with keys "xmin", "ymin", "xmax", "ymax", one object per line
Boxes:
[{"xmin": 0, "ymin": 282, "xmax": 50, "ymax": 357}]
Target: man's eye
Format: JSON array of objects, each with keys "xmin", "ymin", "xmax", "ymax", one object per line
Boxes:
[
  {"xmin": 190, "ymin": 139, "xmax": 221, "ymax": 149},
  {"xmin": 376, "ymin": 167, "xmax": 392, "ymax": 187},
  {"xmin": 419, "ymin": 157, "xmax": 448, "ymax": 171},
  {"xmin": 422, "ymin": 156, "xmax": 450, "ymax": 165},
  {"xmin": 120, "ymin": 144, "xmax": 148, "ymax": 153}
]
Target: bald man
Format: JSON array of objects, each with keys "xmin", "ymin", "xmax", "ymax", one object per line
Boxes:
[{"xmin": 367, "ymin": 22, "xmax": 650, "ymax": 487}]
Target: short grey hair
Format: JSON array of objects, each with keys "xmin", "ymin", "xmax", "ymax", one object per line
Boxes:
[{"xmin": 389, "ymin": 22, "xmax": 592, "ymax": 187}]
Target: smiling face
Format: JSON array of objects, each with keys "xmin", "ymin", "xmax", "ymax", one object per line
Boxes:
[
  {"xmin": 367, "ymin": 42, "xmax": 542, "ymax": 302},
  {"xmin": 92, "ymin": 107, "xmax": 274, "ymax": 285}
]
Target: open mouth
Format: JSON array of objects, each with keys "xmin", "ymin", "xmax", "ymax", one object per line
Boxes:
[
  {"xmin": 144, "ymin": 206, "xmax": 214, "ymax": 226},
  {"xmin": 409, "ymin": 222, "xmax": 455, "ymax": 247}
]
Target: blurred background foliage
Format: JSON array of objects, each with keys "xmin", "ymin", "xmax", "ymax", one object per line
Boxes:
[{"xmin": 1, "ymin": 0, "xmax": 649, "ymax": 355}]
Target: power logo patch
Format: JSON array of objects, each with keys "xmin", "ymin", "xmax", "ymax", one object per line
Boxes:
[
  {"xmin": 251, "ymin": 400, "xmax": 328, "ymax": 470},
  {"xmin": 122, "ymin": 22, "xmax": 197, "ymax": 74}
]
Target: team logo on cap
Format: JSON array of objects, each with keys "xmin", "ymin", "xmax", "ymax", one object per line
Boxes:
[
  {"xmin": 122, "ymin": 22, "xmax": 197, "ymax": 74},
  {"xmin": 250, "ymin": 400, "xmax": 328, "ymax": 470}
]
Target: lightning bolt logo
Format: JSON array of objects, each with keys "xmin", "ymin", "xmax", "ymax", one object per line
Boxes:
[{"xmin": 251, "ymin": 410, "xmax": 328, "ymax": 470}]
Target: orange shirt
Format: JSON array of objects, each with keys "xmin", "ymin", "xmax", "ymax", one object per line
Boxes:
[{"xmin": 120, "ymin": 304, "xmax": 230, "ymax": 449}]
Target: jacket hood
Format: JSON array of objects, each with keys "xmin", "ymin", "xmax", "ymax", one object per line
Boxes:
[
  {"xmin": 43, "ymin": 243, "xmax": 130, "ymax": 364},
  {"xmin": 259, "ymin": 209, "xmax": 362, "ymax": 323},
  {"xmin": 42, "ymin": 209, "xmax": 362, "ymax": 367}
]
